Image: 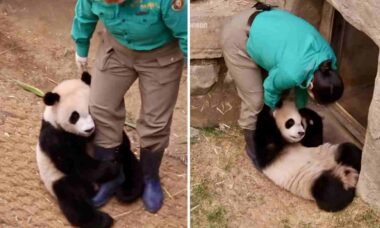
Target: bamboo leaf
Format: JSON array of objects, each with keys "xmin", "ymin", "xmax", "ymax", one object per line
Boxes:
[{"xmin": 14, "ymin": 80, "xmax": 45, "ymax": 97}]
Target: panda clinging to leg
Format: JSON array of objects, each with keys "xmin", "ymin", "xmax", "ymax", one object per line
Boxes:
[
  {"xmin": 36, "ymin": 72, "xmax": 143, "ymax": 228},
  {"xmin": 253, "ymin": 100, "xmax": 362, "ymax": 212}
]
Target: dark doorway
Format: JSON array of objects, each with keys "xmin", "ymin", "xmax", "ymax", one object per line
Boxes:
[{"xmin": 331, "ymin": 11, "xmax": 379, "ymax": 128}]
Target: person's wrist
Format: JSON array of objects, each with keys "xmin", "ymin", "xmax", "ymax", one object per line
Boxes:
[
  {"xmin": 272, "ymin": 109, "xmax": 277, "ymax": 116},
  {"xmin": 75, "ymin": 52, "xmax": 88, "ymax": 72},
  {"xmin": 75, "ymin": 53, "xmax": 88, "ymax": 62}
]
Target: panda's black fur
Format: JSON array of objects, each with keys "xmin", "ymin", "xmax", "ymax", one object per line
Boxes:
[
  {"xmin": 37, "ymin": 72, "xmax": 143, "ymax": 228},
  {"xmin": 115, "ymin": 133, "xmax": 145, "ymax": 202},
  {"xmin": 39, "ymin": 119, "xmax": 117, "ymax": 183},
  {"xmin": 298, "ymin": 107, "xmax": 323, "ymax": 147},
  {"xmin": 253, "ymin": 102, "xmax": 319, "ymax": 169},
  {"xmin": 253, "ymin": 102, "xmax": 362, "ymax": 212},
  {"xmin": 254, "ymin": 104, "xmax": 285, "ymax": 169}
]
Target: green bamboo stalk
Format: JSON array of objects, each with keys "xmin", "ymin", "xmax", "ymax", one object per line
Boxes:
[{"xmin": 14, "ymin": 80, "xmax": 45, "ymax": 97}]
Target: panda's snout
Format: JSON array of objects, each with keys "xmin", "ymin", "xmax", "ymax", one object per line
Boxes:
[
  {"xmin": 78, "ymin": 115, "xmax": 95, "ymax": 135},
  {"xmin": 85, "ymin": 127, "xmax": 95, "ymax": 133},
  {"xmin": 298, "ymin": 131, "xmax": 305, "ymax": 136}
]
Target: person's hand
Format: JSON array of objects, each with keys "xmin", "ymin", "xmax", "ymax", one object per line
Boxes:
[
  {"xmin": 75, "ymin": 53, "xmax": 88, "ymax": 72},
  {"xmin": 272, "ymin": 109, "xmax": 277, "ymax": 117}
]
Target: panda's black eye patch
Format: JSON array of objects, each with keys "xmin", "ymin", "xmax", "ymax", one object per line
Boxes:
[
  {"xmin": 69, "ymin": 111, "xmax": 80, "ymax": 124},
  {"xmin": 285, "ymin": 119, "xmax": 295, "ymax": 129}
]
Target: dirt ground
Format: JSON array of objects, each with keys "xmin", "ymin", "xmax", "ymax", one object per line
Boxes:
[
  {"xmin": 0, "ymin": 1, "xmax": 187, "ymax": 227},
  {"xmin": 190, "ymin": 126, "xmax": 380, "ymax": 228}
]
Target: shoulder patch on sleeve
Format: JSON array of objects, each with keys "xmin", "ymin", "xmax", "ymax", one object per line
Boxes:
[{"xmin": 172, "ymin": 0, "xmax": 184, "ymax": 11}]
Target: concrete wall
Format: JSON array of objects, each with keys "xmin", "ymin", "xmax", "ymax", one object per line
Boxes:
[{"xmin": 324, "ymin": 0, "xmax": 380, "ymax": 210}]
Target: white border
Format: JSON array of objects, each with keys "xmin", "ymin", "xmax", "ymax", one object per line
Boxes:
[{"xmin": 187, "ymin": 0, "xmax": 191, "ymax": 226}]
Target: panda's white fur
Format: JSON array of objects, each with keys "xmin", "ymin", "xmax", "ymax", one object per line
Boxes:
[
  {"xmin": 42, "ymin": 79, "xmax": 94, "ymax": 136},
  {"xmin": 263, "ymin": 143, "xmax": 358, "ymax": 200},
  {"xmin": 273, "ymin": 102, "xmax": 305, "ymax": 143},
  {"xmin": 254, "ymin": 100, "xmax": 362, "ymax": 211},
  {"xmin": 36, "ymin": 144, "xmax": 64, "ymax": 196},
  {"xmin": 37, "ymin": 79, "xmax": 94, "ymax": 197},
  {"xmin": 36, "ymin": 73, "xmax": 117, "ymax": 228},
  {"xmin": 36, "ymin": 73, "xmax": 143, "ymax": 227}
]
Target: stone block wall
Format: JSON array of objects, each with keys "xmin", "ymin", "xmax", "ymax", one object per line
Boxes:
[{"xmin": 190, "ymin": 1, "xmax": 244, "ymax": 127}]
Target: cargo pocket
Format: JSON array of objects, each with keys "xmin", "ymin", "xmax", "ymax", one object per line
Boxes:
[
  {"xmin": 95, "ymin": 43, "xmax": 115, "ymax": 71},
  {"xmin": 155, "ymin": 51, "xmax": 184, "ymax": 84}
]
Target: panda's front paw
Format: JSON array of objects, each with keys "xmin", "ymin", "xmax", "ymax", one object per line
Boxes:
[
  {"xmin": 93, "ymin": 211, "xmax": 113, "ymax": 228},
  {"xmin": 99, "ymin": 212, "xmax": 113, "ymax": 228}
]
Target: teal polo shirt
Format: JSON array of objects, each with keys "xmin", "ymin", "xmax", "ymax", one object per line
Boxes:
[
  {"xmin": 72, "ymin": 0, "xmax": 187, "ymax": 58},
  {"xmin": 246, "ymin": 9, "xmax": 337, "ymax": 110}
]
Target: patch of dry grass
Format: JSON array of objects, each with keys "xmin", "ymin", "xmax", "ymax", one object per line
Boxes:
[{"xmin": 190, "ymin": 127, "xmax": 380, "ymax": 227}]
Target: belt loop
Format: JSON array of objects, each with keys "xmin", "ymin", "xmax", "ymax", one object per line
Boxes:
[
  {"xmin": 247, "ymin": 2, "xmax": 275, "ymax": 35},
  {"xmin": 247, "ymin": 11, "xmax": 261, "ymax": 27}
]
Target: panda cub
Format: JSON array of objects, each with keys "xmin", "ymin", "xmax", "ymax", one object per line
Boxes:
[
  {"xmin": 254, "ymin": 101, "xmax": 362, "ymax": 212},
  {"xmin": 36, "ymin": 72, "xmax": 143, "ymax": 228}
]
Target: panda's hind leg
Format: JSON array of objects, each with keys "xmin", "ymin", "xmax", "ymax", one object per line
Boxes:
[
  {"xmin": 115, "ymin": 133, "xmax": 144, "ymax": 203},
  {"xmin": 311, "ymin": 170, "xmax": 355, "ymax": 212},
  {"xmin": 335, "ymin": 143, "xmax": 362, "ymax": 172},
  {"xmin": 53, "ymin": 176, "xmax": 113, "ymax": 228},
  {"xmin": 254, "ymin": 105, "xmax": 285, "ymax": 169}
]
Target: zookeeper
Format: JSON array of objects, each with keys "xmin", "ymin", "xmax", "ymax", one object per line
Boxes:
[
  {"xmin": 72, "ymin": 0, "xmax": 187, "ymax": 213},
  {"xmin": 221, "ymin": 2, "xmax": 344, "ymax": 168}
]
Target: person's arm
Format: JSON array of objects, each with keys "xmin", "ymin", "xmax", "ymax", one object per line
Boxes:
[
  {"xmin": 71, "ymin": 0, "xmax": 98, "ymax": 58},
  {"xmin": 161, "ymin": 0, "xmax": 188, "ymax": 58},
  {"xmin": 295, "ymin": 87, "xmax": 309, "ymax": 109},
  {"xmin": 263, "ymin": 68, "xmax": 300, "ymax": 110}
]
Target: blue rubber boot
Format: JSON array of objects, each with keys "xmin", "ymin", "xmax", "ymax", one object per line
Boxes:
[
  {"xmin": 93, "ymin": 166, "xmax": 125, "ymax": 208},
  {"xmin": 143, "ymin": 178, "xmax": 164, "ymax": 213},
  {"xmin": 244, "ymin": 129, "xmax": 260, "ymax": 169},
  {"xmin": 92, "ymin": 145, "xmax": 125, "ymax": 208},
  {"xmin": 140, "ymin": 149, "xmax": 164, "ymax": 213}
]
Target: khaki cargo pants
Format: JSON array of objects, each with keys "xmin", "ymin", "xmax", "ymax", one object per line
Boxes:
[
  {"xmin": 221, "ymin": 8, "xmax": 263, "ymax": 130},
  {"xmin": 90, "ymin": 33, "xmax": 183, "ymax": 152}
]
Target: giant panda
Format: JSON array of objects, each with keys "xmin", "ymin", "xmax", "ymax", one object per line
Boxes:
[
  {"xmin": 253, "ymin": 100, "xmax": 362, "ymax": 212},
  {"xmin": 36, "ymin": 72, "xmax": 143, "ymax": 228}
]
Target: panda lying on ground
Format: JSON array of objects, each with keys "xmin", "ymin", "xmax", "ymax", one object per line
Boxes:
[
  {"xmin": 36, "ymin": 72, "xmax": 143, "ymax": 228},
  {"xmin": 253, "ymin": 100, "xmax": 362, "ymax": 212}
]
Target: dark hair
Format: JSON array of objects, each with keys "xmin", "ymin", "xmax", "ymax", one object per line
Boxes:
[{"xmin": 311, "ymin": 60, "xmax": 344, "ymax": 104}]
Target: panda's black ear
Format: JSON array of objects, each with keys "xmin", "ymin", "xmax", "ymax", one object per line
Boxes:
[
  {"xmin": 43, "ymin": 92, "xmax": 60, "ymax": 106},
  {"xmin": 81, "ymin": 71, "xmax": 91, "ymax": 86}
]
